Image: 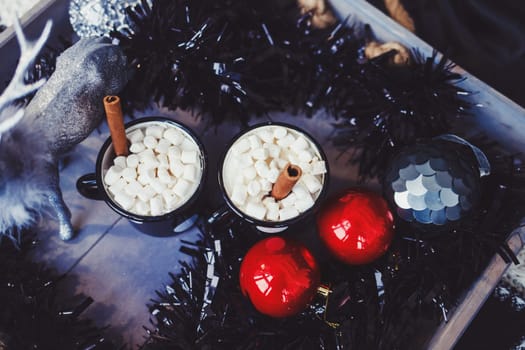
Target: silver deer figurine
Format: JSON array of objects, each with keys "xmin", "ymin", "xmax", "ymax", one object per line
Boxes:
[{"xmin": 0, "ymin": 19, "xmax": 128, "ymax": 241}]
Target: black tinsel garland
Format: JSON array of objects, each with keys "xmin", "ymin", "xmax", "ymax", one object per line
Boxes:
[
  {"xmin": 114, "ymin": 0, "xmax": 326, "ymax": 124},
  {"xmin": 115, "ymin": 0, "xmax": 471, "ymax": 180},
  {"xmin": 141, "ymin": 152, "xmax": 525, "ymax": 350},
  {"xmin": 330, "ymin": 49, "xmax": 470, "ymax": 179},
  {"xmin": 0, "ymin": 236, "xmax": 115, "ymax": 350}
]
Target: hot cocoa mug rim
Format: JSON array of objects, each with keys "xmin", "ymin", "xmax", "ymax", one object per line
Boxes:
[
  {"xmin": 217, "ymin": 121, "xmax": 329, "ymax": 228},
  {"xmin": 77, "ymin": 117, "xmax": 207, "ymax": 229}
]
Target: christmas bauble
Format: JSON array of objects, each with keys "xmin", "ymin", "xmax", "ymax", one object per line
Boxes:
[
  {"xmin": 239, "ymin": 237, "xmax": 320, "ymax": 318},
  {"xmin": 69, "ymin": 0, "xmax": 141, "ymax": 38},
  {"xmin": 384, "ymin": 138, "xmax": 485, "ymax": 225},
  {"xmin": 317, "ymin": 190, "xmax": 395, "ymax": 265}
]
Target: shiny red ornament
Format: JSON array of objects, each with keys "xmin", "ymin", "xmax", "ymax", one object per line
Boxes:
[
  {"xmin": 239, "ymin": 236, "xmax": 320, "ymax": 318},
  {"xmin": 317, "ymin": 189, "xmax": 395, "ymax": 265}
]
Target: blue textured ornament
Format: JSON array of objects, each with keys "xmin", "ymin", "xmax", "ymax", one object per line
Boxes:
[{"xmin": 384, "ymin": 137, "xmax": 488, "ymax": 225}]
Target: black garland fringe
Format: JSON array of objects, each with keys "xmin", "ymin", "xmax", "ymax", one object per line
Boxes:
[
  {"xmin": 0, "ymin": 236, "xmax": 115, "ymax": 350},
  {"xmin": 331, "ymin": 49, "xmax": 470, "ymax": 179},
  {"xmin": 141, "ymin": 151, "xmax": 525, "ymax": 350},
  {"xmin": 114, "ymin": 0, "xmax": 470, "ymax": 179},
  {"xmin": 114, "ymin": 0, "xmax": 320, "ymax": 124}
]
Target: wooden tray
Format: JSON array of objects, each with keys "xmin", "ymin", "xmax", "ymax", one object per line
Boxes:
[{"xmin": 1, "ymin": 1, "xmax": 524, "ymax": 348}]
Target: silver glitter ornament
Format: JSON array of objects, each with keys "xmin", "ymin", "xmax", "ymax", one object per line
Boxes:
[
  {"xmin": 384, "ymin": 137, "xmax": 489, "ymax": 225},
  {"xmin": 69, "ymin": 0, "xmax": 144, "ymax": 38}
]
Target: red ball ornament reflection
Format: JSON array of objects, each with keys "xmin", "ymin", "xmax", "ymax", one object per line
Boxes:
[
  {"xmin": 317, "ymin": 189, "xmax": 395, "ymax": 265},
  {"xmin": 239, "ymin": 237, "xmax": 320, "ymax": 318}
]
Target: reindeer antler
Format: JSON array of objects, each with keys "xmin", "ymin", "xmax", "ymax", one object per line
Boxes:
[{"xmin": 0, "ymin": 18, "xmax": 52, "ymax": 133}]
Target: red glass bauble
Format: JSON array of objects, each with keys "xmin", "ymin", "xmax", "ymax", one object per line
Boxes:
[
  {"xmin": 317, "ymin": 189, "xmax": 395, "ymax": 265},
  {"xmin": 239, "ymin": 237, "xmax": 320, "ymax": 318}
]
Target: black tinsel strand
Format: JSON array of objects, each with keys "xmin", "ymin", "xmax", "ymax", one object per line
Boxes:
[
  {"xmin": 332, "ymin": 50, "xmax": 471, "ymax": 180},
  {"xmin": 114, "ymin": 0, "xmax": 327, "ymax": 124},
  {"xmin": 0, "ymin": 236, "xmax": 115, "ymax": 349}
]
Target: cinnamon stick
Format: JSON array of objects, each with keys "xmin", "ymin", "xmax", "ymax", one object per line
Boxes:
[
  {"xmin": 271, "ymin": 163, "xmax": 302, "ymax": 200},
  {"xmin": 103, "ymin": 95, "xmax": 128, "ymax": 156}
]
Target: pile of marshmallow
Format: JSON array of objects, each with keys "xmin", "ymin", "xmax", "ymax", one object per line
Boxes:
[
  {"xmin": 103, "ymin": 123, "xmax": 202, "ymax": 216},
  {"xmin": 224, "ymin": 125, "xmax": 327, "ymax": 222}
]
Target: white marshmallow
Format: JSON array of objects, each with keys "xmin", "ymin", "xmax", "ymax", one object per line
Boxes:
[
  {"xmin": 294, "ymin": 196, "xmax": 315, "ymax": 213},
  {"xmin": 125, "ymin": 179, "xmax": 143, "ymax": 197},
  {"xmin": 276, "ymin": 158, "xmax": 289, "ymax": 169},
  {"xmin": 238, "ymin": 153, "xmax": 254, "ymax": 168},
  {"xmin": 245, "ymin": 202, "xmax": 267, "ymax": 220},
  {"xmin": 266, "ymin": 208, "xmax": 280, "ymax": 221},
  {"xmin": 183, "ymin": 164, "xmax": 197, "ymax": 182},
  {"xmin": 157, "ymin": 153, "xmax": 169, "ymax": 167},
  {"xmin": 143, "ymin": 135, "xmax": 158, "ymax": 149},
  {"xmin": 260, "ymin": 179, "xmax": 272, "ymax": 192},
  {"xmin": 121, "ymin": 167, "xmax": 137, "ymax": 182},
  {"xmin": 247, "ymin": 180, "xmax": 261, "ymax": 197},
  {"xmin": 262, "ymin": 197, "xmax": 279, "ymax": 212},
  {"xmin": 128, "ymin": 129, "xmax": 144, "ymax": 143},
  {"xmin": 233, "ymin": 138, "xmax": 250, "ymax": 155},
  {"xmin": 114, "ymin": 156, "xmax": 127, "ymax": 169},
  {"xmin": 248, "ymin": 134, "xmax": 261, "ymax": 150},
  {"xmin": 126, "ymin": 154, "xmax": 140, "ymax": 168},
  {"xmin": 150, "ymin": 180, "xmax": 167, "ymax": 194},
  {"xmin": 266, "ymin": 143, "xmax": 281, "ymax": 159},
  {"xmin": 297, "ymin": 162, "xmax": 312, "ymax": 174},
  {"xmin": 157, "ymin": 167, "xmax": 173, "ymax": 184},
  {"xmin": 251, "ymin": 147, "xmax": 268, "ymax": 160},
  {"xmin": 277, "ymin": 134, "xmax": 295, "ymax": 148},
  {"xmin": 181, "ymin": 150, "xmax": 198, "ymax": 164},
  {"xmin": 181, "ymin": 138, "xmax": 197, "ymax": 151},
  {"xmin": 150, "ymin": 195, "xmax": 164, "ymax": 216},
  {"xmin": 297, "ymin": 149, "xmax": 313, "ymax": 163},
  {"xmin": 273, "ymin": 126, "xmax": 287, "ymax": 139},
  {"xmin": 290, "ymin": 137, "xmax": 309, "ymax": 153},
  {"xmin": 164, "ymin": 128, "xmax": 183, "ymax": 145},
  {"xmin": 173, "ymin": 179, "xmax": 191, "ymax": 198},
  {"xmin": 254, "ymin": 160, "xmax": 269, "ymax": 178},
  {"xmin": 137, "ymin": 174, "xmax": 151, "ymax": 186},
  {"xmin": 231, "ymin": 185, "xmax": 247, "ymax": 206},
  {"xmin": 279, "ymin": 207, "xmax": 299, "ymax": 221},
  {"xmin": 292, "ymin": 183, "xmax": 310, "ymax": 200},
  {"xmin": 129, "ymin": 142, "xmax": 146, "ymax": 153},
  {"xmin": 167, "ymin": 146, "xmax": 181, "ymax": 161},
  {"xmin": 162, "ymin": 191, "xmax": 179, "ymax": 210},
  {"xmin": 114, "ymin": 192, "xmax": 135, "ymax": 210},
  {"xmin": 155, "ymin": 138, "xmax": 172, "ymax": 154},
  {"xmin": 280, "ymin": 192, "xmax": 297, "ymax": 208},
  {"xmin": 169, "ymin": 159, "xmax": 184, "ymax": 178},
  {"xmin": 266, "ymin": 168, "xmax": 280, "ymax": 183},
  {"xmin": 243, "ymin": 166, "xmax": 257, "ymax": 181},
  {"xmin": 257, "ymin": 129, "xmax": 274, "ymax": 143},
  {"xmin": 104, "ymin": 166, "xmax": 123, "ymax": 185},
  {"xmin": 133, "ymin": 201, "xmax": 150, "ymax": 216},
  {"xmin": 108, "ymin": 178, "xmax": 127, "ymax": 196},
  {"xmin": 302, "ymin": 174, "xmax": 322, "ymax": 193},
  {"xmin": 137, "ymin": 185, "xmax": 155, "ymax": 202},
  {"xmin": 145, "ymin": 125, "xmax": 165, "ymax": 139},
  {"xmin": 138, "ymin": 149, "xmax": 155, "ymax": 162},
  {"xmin": 311, "ymin": 160, "xmax": 327, "ymax": 175}
]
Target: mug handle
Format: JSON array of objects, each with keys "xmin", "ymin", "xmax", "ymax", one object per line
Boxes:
[{"xmin": 76, "ymin": 173, "xmax": 105, "ymax": 200}]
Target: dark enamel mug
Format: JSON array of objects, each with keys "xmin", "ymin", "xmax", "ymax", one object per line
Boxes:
[
  {"xmin": 77, "ymin": 117, "xmax": 207, "ymax": 236},
  {"xmin": 216, "ymin": 122, "xmax": 329, "ymax": 233}
]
